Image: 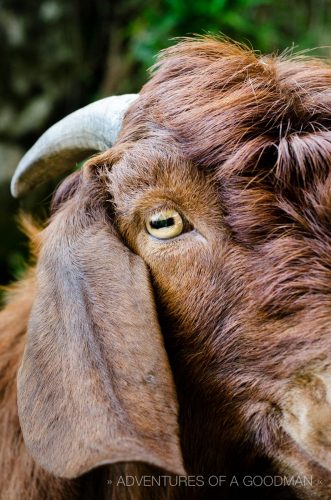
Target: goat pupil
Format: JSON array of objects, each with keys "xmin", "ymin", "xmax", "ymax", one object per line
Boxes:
[{"xmin": 151, "ymin": 217, "xmax": 175, "ymax": 229}]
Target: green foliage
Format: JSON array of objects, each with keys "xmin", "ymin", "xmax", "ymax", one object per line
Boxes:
[{"xmin": 127, "ymin": 0, "xmax": 330, "ymax": 84}]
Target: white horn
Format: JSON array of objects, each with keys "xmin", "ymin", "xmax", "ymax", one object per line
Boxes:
[{"xmin": 11, "ymin": 94, "xmax": 139, "ymax": 197}]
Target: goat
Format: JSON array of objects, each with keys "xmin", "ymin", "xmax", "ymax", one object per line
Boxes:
[{"xmin": 1, "ymin": 37, "xmax": 331, "ymax": 499}]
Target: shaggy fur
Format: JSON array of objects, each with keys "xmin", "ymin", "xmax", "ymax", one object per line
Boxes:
[{"xmin": 1, "ymin": 37, "xmax": 331, "ymax": 499}]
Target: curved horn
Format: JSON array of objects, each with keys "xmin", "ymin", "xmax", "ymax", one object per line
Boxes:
[{"xmin": 11, "ymin": 94, "xmax": 138, "ymax": 197}]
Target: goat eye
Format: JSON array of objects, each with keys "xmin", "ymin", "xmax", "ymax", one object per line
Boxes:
[{"xmin": 146, "ymin": 209, "xmax": 184, "ymax": 239}]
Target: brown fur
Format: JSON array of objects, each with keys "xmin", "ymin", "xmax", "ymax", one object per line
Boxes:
[{"xmin": 1, "ymin": 37, "xmax": 331, "ymax": 499}]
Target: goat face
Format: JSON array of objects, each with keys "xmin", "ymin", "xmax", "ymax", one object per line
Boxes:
[{"xmin": 15, "ymin": 38, "xmax": 331, "ymax": 498}]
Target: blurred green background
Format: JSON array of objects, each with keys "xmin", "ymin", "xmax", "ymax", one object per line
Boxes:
[{"xmin": 0, "ymin": 0, "xmax": 330, "ymax": 293}]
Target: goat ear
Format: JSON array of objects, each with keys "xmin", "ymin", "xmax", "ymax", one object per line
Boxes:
[{"xmin": 17, "ymin": 167, "xmax": 185, "ymax": 479}]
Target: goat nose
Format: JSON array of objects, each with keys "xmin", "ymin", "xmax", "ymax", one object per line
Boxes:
[{"xmin": 282, "ymin": 370, "xmax": 331, "ymax": 472}]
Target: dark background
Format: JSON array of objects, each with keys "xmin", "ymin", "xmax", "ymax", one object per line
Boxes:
[{"xmin": 0, "ymin": 0, "xmax": 330, "ymax": 293}]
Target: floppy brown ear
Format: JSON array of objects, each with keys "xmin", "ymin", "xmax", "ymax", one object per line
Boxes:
[{"xmin": 17, "ymin": 166, "xmax": 185, "ymax": 479}]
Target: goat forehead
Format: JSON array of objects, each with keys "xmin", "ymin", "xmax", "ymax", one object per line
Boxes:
[
  {"xmin": 109, "ymin": 142, "xmax": 215, "ymax": 200},
  {"xmin": 119, "ymin": 40, "xmax": 331, "ymax": 179}
]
